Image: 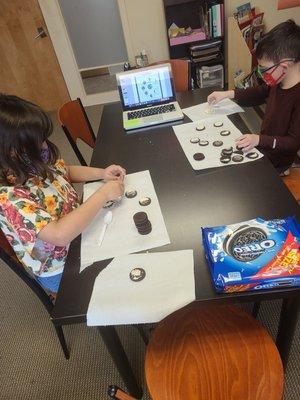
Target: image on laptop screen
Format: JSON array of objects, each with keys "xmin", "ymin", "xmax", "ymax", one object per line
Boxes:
[{"xmin": 118, "ymin": 65, "xmax": 174, "ymax": 109}]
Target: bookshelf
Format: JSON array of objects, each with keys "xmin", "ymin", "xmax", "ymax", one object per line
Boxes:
[
  {"xmin": 227, "ymin": 17, "xmax": 252, "ymax": 90},
  {"xmin": 163, "ymin": 0, "xmax": 225, "ymax": 89}
]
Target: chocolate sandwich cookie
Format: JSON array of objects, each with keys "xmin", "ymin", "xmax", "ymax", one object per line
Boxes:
[
  {"xmin": 221, "ymin": 147, "xmax": 233, "ymax": 156},
  {"xmin": 213, "ymin": 140, "xmax": 223, "ymax": 147},
  {"xmin": 199, "ymin": 139, "xmax": 209, "ymax": 146},
  {"xmin": 246, "ymin": 152, "xmax": 259, "ymax": 159},
  {"xmin": 220, "ymin": 130, "xmax": 231, "ymax": 136},
  {"xmin": 233, "ymin": 150, "xmax": 244, "ymax": 155},
  {"xmin": 196, "ymin": 124, "xmax": 205, "ymax": 131},
  {"xmin": 214, "ymin": 121, "xmax": 223, "ymax": 127},
  {"xmin": 125, "ymin": 189, "xmax": 137, "ymax": 198},
  {"xmin": 139, "ymin": 197, "xmax": 151, "ymax": 206},
  {"xmin": 133, "ymin": 212, "xmax": 152, "ymax": 235},
  {"xmin": 220, "ymin": 156, "xmax": 231, "ymax": 164},
  {"xmin": 103, "ymin": 200, "xmax": 115, "ymax": 209},
  {"xmin": 190, "ymin": 137, "xmax": 200, "ymax": 144},
  {"xmin": 133, "ymin": 211, "xmax": 148, "ymax": 225},
  {"xmin": 223, "ymin": 225, "xmax": 268, "ymax": 262},
  {"xmin": 130, "ymin": 268, "xmax": 146, "ymax": 282},
  {"xmin": 193, "ymin": 152, "xmax": 205, "ymax": 161},
  {"xmin": 232, "ymin": 154, "xmax": 244, "ymax": 162}
]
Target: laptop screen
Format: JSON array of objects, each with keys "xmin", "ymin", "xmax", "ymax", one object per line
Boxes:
[{"xmin": 117, "ymin": 64, "xmax": 175, "ymax": 110}]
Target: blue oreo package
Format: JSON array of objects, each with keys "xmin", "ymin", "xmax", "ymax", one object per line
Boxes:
[{"xmin": 202, "ymin": 217, "xmax": 300, "ymax": 292}]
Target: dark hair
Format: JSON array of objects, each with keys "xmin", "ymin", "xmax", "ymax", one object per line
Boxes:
[
  {"xmin": 255, "ymin": 19, "xmax": 300, "ymax": 63},
  {"xmin": 0, "ymin": 94, "xmax": 60, "ymax": 185}
]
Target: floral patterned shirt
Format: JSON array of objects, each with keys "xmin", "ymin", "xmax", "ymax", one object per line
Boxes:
[{"xmin": 0, "ymin": 159, "xmax": 79, "ymax": 279}]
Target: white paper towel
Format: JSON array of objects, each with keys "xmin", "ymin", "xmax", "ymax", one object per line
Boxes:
[
  {"xmin": 173, "ymin": 115, "xmax": 263, "ymax": 171},
  {"xmin": 80, "ymin": 170, "xmax": 170, "ymax": 271},
  {"xmin": 87, "ymin": 250, "xmax": 195, "ymax": 326},
  {"xmin": 182, "ymin": 99, "xmax": 244, "ymax": 122}
]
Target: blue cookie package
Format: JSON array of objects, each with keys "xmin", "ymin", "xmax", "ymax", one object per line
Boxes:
[{"xmin": 202, "ymin": 216, "xmax": 300, "ymax": 293}]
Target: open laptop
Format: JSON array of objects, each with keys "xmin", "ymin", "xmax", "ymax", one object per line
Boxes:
[{"xmin": 116, "ymin": 63, "xmax": 184, "ymax": 130}]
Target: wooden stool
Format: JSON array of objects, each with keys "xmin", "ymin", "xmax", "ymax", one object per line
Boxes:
[
  {"xmin": 282, "ymin": 168, "xmax": 300, "ymax": 201},
  {"xmin": 145, "ymin": 304, "xmax": 284, "ymax": 400}
]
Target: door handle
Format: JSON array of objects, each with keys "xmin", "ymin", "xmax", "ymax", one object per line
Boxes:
[{"xmin": 35, "ymin": 27, "xmax": 47, "ymax": 39}]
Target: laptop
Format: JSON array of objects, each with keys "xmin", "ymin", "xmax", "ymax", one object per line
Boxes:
[{"xmin": 116, "ymin": 63, "xmax": 184, "ymax": 130}]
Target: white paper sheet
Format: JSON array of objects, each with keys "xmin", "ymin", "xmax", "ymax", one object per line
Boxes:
[
  {"xmin": 173, "ymin": 115, "xmax": 263, "ymax": 171},
  {"xmin": 182, "ymin": 99, "xmax": 244, "ymax": 122},
  {"xmin": 80, "ymin": 170, "xmax": 170, "ymax": 271},
  {"xmin": 87, "ymin": 250, "xmax": 195, "ymax": 326}
]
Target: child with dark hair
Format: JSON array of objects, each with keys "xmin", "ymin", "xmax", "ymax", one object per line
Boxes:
[
  {"xmin": 208, "ymin": 19, "xmax": 300, "ymax": 174},
  {"xmin": 0, "ymin": 94, "xmax": 125, "ymax": 297}
]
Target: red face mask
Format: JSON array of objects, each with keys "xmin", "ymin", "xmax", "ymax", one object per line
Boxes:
[
  {"xmin": 256, "ymin": 64, "xmax": 286, "ymax": 86},
  {"xmin": 256, "ymin": 58, "xmax": 295, "ymax": 86},
  {"xmin": 258, "ymin": 65, "xmax": 286, "ymax": 86}
]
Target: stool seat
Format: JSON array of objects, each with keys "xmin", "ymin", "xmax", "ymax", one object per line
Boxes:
[{"xmin": 145, "ymin": 304, "xmax": 283, "ymax": 400}]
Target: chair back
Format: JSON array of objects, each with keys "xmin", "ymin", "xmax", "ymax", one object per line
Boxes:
[
  {"xmin": 150, "ymin": 59, "xmax": 191, "ymax": 92},
  {"xmin": 283, "ymin": 169, "xmax": 300, "ymax": 201},
  {"xmin": 58, "ymin": 98, "xmax": 96, "ymax": 166},
  {"xmin": 0, "ymin": 229, "xmax": 53, "ymax": 313}
]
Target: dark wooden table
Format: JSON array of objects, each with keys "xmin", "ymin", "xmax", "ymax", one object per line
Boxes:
[{"xmin": 52, "ymin": 89, "xmax": 300, "ymax": 398}]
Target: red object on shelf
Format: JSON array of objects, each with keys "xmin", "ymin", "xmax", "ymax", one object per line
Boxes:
[{"xmin": 169, "ymin": 28, "xmax": 206, "ymax": 46}]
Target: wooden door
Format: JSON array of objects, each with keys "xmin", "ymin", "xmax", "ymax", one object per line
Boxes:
[{"xmin": 0, "ymin": 0, "xmax": 70, "ymax": 111}]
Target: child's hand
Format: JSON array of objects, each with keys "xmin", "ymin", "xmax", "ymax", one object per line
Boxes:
[
  {"xmin": 103, "ymin": 165, "xmax": 126, "ymax": 181},
  {"xmin": 235, "ymin": 134, "xmax": 260, "ymax": 152},
  {"xmin": 101, "ymin": 180, "xmax": 124, "ymax": 202},
  {"xmin": 207, "ymin": 90, "xmax": 235, "ymax": 105}
]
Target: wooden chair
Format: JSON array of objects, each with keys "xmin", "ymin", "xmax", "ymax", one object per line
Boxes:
[
  {"xmin": 0, "ymin": 229, "xmax": 69, "ymax": 359},
  {"xmin": 282, "ymin": 168, "xmax": 300, "ymax": 201},
  {"xmin": 150, "ymin": 59, "xmax": 191, "ymax": 92},
  {"xmin": 58, "ymin": 98, "xmax": 96, "ymax": 166},
  {"xmin": 109, "ymin": 304, "xmax": 283, "ymax": 400}
]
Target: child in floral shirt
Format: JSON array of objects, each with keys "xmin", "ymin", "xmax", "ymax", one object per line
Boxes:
[{"xmin": 0, "ymin": 94, "xmax": 125, "ymax": 297}]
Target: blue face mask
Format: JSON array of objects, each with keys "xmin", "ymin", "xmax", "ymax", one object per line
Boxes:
[{"xmin": 40, "ymin": 147, "xmax": 50, "ymax": 163}]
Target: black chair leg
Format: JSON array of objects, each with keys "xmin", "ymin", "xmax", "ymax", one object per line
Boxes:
[
  {"xmin": 135, "ymin": 324, "xmax": 149, "ymax": 345},
  {"xmin": 54, "ymin": 324, "xmax": 70, "ymax": 359},
  {"xmin": 252, "ymin": 301, "xmax": 261, "ymax": 318}
]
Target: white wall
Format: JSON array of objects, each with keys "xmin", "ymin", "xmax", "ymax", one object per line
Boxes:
[{"xmin": 118, "ymin": 0, "xmax": 169, "ymax": 65}]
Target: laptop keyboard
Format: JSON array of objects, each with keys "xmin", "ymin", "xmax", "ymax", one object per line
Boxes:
[{"xmin": 128, "ymin": 104, "xmax": 176, "ymax": 120}]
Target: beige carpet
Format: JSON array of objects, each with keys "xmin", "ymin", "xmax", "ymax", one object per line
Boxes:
[{"xmin": 0, "ymin": 104, "xmax": 299, "ymax": 400}]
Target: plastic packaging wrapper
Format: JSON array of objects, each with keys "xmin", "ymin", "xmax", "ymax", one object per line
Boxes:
[{"xmin": 202, "ymin": 217, "xmax": 300, "ymax": 292}]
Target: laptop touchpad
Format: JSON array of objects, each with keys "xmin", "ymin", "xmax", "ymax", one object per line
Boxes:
[{"xmin": 145, "ymin": 115, "xmax": 164, "ymax": 122}]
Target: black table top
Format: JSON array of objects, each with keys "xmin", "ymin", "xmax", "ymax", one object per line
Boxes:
[{"xmin": 52, "ymin": 89, "xmax": 300, "ymax": 325}]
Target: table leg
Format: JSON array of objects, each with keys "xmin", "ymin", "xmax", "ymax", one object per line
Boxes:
[
  {"xmin": 97, "ymin": 326, "xmax": 143, "ymax": 399},
  {"xmin": 276, "ymin": 297, "xmax": 300, "ymax": 369}
]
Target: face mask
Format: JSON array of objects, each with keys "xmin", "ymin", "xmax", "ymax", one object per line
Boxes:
[
  {"xmin": 40, "ymin": 147, "xmax": 50, "ymax": 163},
  {"xmin": 256, "ymin": 64, "xmax": 285, "ymax": 87}
]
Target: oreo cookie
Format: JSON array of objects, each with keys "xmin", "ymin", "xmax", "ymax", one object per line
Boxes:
[
  {"xmin": 133, "ymin": 212, "xmax": 152, "ymax": 235},
  {"xmin": 232, "ymin": 154, "xmax": 244, "ymax": 162},
  {"xmin": 196, "ymin": 124, "xmax": 205, "ymax": 131},
  {"xmin": 190, "ymin": 137, "xmax": 200, "ymax": 144},
  {"xmin": 220, "ymin": 130, "xmax": 231, "ymax": 136},
  {"xmin": 246, "ymin": 152, "xmax": 259, "ymax": 159},
  {"xmin": 223, "ymin": 225, "xmax": 268, "ymax": 262},
  {"xmin": 220, "ymin": 156, "xmax": 231, "ymax": 164},
  {"xmin": 199, "ymin": 139, "xmax": 209, "ymax": 146},
  {"xmin": 139, "ymin": 197, "xmax": 151, "ymax": 206},
  {"xmin": 130, "ymin": 268, "xmax": 146, "ymax": 282},
  {"xmin": 221, "ymin": 147, "xmax": 233, "ymax": 156},
  {"xmin": 125, "ymin": 189, "xmax": 137, "ymax": 199},
  {"xmin": 193, "ymin": 152, "xmax": 205, "ymax": 161},
  {"xmin": 214, "ymin": 121, "xmax": 223, "ymax": 127},
  {"xmin": 213, "ymin": 140, "xmax": 223, "ymax": 147}
]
